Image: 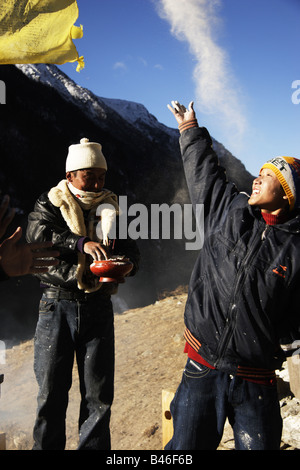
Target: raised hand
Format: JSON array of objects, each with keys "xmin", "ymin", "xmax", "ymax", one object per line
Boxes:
[
  {"xmin": 0, "ymin": 226, "xmax": 60, "ymax": 277},
  {"xmin": 167, "ymin": 100, "xmax": 195, "ymax": 124}
]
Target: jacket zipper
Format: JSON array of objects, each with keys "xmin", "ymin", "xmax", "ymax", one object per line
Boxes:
[
  {"xmin": 215, "ymin": 223, "xmax": 268, "ymax": 367},
  {"xmin": 261, "ymin": 225, "xmax": 270, "ymax": 240}
]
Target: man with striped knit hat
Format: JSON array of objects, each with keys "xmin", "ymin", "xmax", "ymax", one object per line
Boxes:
[{"xmin": 165, "ymin": 101, "xmax": 300, "ymax": 450}]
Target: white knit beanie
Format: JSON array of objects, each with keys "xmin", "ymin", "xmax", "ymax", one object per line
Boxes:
[{"xmin": 66, "ymin": 137, "xmax": 107, "ymax": 172}]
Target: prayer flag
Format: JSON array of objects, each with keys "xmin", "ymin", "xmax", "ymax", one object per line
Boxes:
[{"xmin": 0, "ymin": 0, "xmax": 84, "ymax": 71}]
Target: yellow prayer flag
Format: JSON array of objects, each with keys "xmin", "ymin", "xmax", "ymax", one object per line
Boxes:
[{"xmin": 0, "ymin": 0, "xmax": 84, "ymax": 71}]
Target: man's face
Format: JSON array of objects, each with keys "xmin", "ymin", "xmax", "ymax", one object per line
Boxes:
[
  {"xmin": 66, "ymin": 168, "xmax": 106, "ymax": 192},
  {"xmin": 248, "ymin": 168, "xmax": 288, "ymax": 214}
]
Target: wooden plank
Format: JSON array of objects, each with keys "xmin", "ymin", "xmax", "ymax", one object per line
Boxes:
[
  {"xmin": 162, "ymin": 390, "xmax": 174, "ymax": 449},
  {"xmin": 287, "ymin": 356, "xmax": 300, "ymax": 400},
  {"xmin": 0, "ymin": 433, "xmax": 6, "ymax": 450}
]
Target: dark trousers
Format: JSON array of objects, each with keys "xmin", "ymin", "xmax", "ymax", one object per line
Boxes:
[
  {"xmin": 32, "ymin": 292, "xmax": 114, "ymax": 450},
  {"xmin": 165, "ymin": 357, "xmax": 282, "ymax": 450}
]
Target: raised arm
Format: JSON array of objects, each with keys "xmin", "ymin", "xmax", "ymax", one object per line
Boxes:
[{"xmin": 168, "ymin": 100, "xmax": 239, "ymax": 230}]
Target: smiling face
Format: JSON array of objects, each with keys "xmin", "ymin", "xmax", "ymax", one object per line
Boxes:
[{"xmin": 248, "ymin": 168, "xmax": 289, "ymax": 215}]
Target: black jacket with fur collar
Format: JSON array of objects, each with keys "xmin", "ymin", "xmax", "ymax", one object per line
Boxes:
[{"xmin": 26, "ymin": 184, "xmax": 140, "ymax": 295}]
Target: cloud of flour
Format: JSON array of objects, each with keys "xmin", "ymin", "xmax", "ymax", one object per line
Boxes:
[{"xmin": 155, "ymin": 0, "xmax": 247, "ymax": 141}]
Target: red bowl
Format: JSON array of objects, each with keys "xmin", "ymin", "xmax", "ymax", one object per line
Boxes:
[{"xmin": 90, "ymin": 259, "xmax": 133, "ymax": 283}]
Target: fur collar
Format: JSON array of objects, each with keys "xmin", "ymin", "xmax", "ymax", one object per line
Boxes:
[{"xmin": 48, "ymin": 180, "xmax": 118, "ymax": 293}]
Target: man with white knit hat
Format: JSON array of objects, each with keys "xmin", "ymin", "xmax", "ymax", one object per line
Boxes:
[
  {"xmin": 165, "ymin": 100, "xmax": 300, "ymax": 450},
  {"xmin": 64, "ymin": 137, "xmax": 113, "ymax": 262},
  {"xmin": 26, "ymin": 137, "xmax": 139, "ymax": 450}
]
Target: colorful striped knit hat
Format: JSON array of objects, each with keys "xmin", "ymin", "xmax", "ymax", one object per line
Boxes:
[{"xmin": 261, "ymin": 156, "xmax": 300, "ymax": 211}]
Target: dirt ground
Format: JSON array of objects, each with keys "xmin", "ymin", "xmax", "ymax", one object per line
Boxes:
[{"xmin": 0, "ymin": 291, "xmax": 299, "ymax": 451}]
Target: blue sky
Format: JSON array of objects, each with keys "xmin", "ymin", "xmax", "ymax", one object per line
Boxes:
[{"xmin": 59, "ymin": 0, "xmax": 300, "ymax": 177}]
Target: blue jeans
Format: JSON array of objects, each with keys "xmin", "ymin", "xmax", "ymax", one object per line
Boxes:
[
  {"xmin": 165, "ymin": 358, "xmax": 282, "ymax": 450},
  {"xmin": 32, "ymin": 293, "xmax": 114, "ymax": 450}
]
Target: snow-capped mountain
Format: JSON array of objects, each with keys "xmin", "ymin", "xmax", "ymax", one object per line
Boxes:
[
  {"xmin": 16, "ymin": 64, "xmax": 178, "ymax": 141},
  {"xmin": 14, "ymin": 64, "xmax": 253, "ymax": 175}
]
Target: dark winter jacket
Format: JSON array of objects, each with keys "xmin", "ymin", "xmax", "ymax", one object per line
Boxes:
[
  {"xmin": 26, "ymin": 190, "xmax": 139, "ymax": 296},
  {"xmin": 181, "ymin": 126, "xmax": 300, "ymax": 374}
]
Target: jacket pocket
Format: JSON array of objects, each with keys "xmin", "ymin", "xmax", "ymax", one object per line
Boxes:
[
  {"xmin": 183, "ymin": 358, "xmax": 211, "ymax": 379},
  {"xmin": 39, "ymin": 299, "xmax": 56, "ymax": 315}
]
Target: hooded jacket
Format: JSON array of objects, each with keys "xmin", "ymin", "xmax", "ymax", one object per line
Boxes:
[
  {"xmin": 26, "ymin": 182, "xmax": 139, "ymax": 294},
  {"xmin": 181, "ymin": 125, "xmax": 300, "ymax": 374}
]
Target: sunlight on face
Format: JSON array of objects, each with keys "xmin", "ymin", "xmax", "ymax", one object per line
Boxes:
[
  {"xmin": 66, "ymin": 168, "xmax": 106, "ymax": 192},
  {"xmin": 248, "ymin": 168, "xmax": 288, "ymax": 214}
]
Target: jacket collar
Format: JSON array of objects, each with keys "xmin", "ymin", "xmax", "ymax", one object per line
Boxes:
[{"xmin": 250, "ymin": 205, "xmax": 300, "ymax": 234}]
